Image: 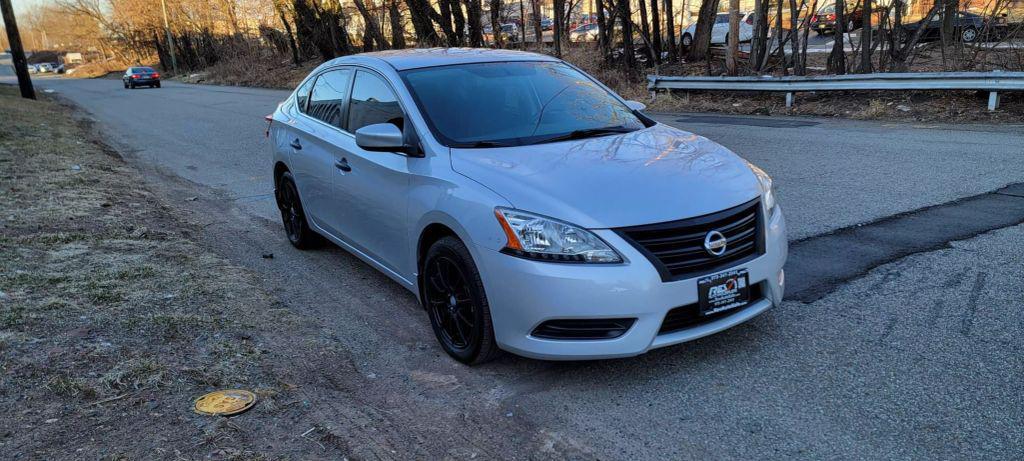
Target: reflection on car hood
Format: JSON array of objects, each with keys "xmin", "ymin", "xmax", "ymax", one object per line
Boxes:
[{"xmin": 450, "ymin": 123, "xmax": 761, "ymax": 229}]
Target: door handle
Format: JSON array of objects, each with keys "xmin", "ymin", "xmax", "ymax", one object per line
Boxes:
[
  {"xmin": 289, "ymin": 139, "xmax": 302, "ymax": 150},
  {"xmin": 335, "ymin": 158, "xmax": 352, "ymax": 172}
]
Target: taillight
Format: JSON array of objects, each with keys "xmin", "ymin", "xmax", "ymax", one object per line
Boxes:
[
  {"xmin": 812, "ymin": 15, "xmax": 819, "ymax": 22},
  {"xmin": 264, "ymin": 114, "xmax": 273, "ymax": 138},
  {"xmin": 152, "ymin": 73, "xmax": 160, "ymax": 78},
  {"xmin": 745, "ymin": 15, "xmax": 753, "ymax": 25},
  {"xmin": 131, "ymin": 74, "xmax": 139, "ymax": 79},
  {"xmin": 827, "ymin": 13, "xmax": 836, "ymax": 21}
]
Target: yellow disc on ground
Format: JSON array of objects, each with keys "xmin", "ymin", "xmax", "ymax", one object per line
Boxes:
[{"xmin": 194, "ymin": 389, "xmax": 257, "ymax": 416}]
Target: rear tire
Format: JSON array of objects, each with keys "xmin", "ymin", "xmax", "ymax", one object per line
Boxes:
[
  {"xmin": 961, "ymin": 26, "xmax": 978, "ymax": 43},
  {"xmin": 422, "ymin": 236, "xmax": 501, "ymax": 365},
  {"xmin": 275, "ymin": 172, "xmax": 323, "ymax": 249},
  {"xmin": 155, "ymin": 82, "xmax": 161, "ymax": 88}
]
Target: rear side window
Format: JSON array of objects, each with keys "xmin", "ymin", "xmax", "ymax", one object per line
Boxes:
[
  {"xmin": 347, "ymin": 71, "xmax": 404, "ymax": 133},
  {"xmin": 294, "ymin": 77, "xmax": 316, "ymax": 113},
  {"xmin": 306, "ymin": 69, "xmax": 353, "ymax": 129}
]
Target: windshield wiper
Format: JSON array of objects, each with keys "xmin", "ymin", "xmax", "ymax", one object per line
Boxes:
[
  {"xmin": 529, "ymin": 126, "xmax": 636, "ymax": 145},
  {"xmin": 457, "ymin": 140, "xmax": 516, "ymax": 148}
]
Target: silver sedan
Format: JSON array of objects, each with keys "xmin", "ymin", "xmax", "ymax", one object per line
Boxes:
[{"xmin": 268, "ymin": 48, "xmax": 787, "ymax": 364}]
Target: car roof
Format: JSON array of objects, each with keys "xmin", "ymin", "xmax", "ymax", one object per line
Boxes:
[{"xmin": 322, "ymin": 48, "xmax": 560, "ymax": 71}]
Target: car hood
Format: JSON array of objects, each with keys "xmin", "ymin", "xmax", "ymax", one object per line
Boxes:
[{"xmin": 450, "ymin": 123, "xmax": 762, "ymax": 229}]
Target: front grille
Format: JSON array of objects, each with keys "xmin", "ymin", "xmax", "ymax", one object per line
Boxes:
[
  {"xmin": 615, "ymin": 198, "xmax": 764, "ymax": 282},
  {"xmin": 658, "ymin": 282, "xmax": 764, "ymax": 335},
  {"xmin": 531, "ymin": 318, "xmax": 636, "ymax": 340}
]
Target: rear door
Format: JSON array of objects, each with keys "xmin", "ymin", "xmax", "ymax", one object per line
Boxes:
[{"xmin": 288, "ymin": 68, "xmax": 355, "ymax": 236}]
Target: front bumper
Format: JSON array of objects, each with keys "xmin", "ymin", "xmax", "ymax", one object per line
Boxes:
[{"xmin": 473, "ymin": 206, "xmax": 787, "ymax": 360}]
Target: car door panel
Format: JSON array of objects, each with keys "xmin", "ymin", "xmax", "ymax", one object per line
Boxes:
[
  {"xmin": 295, "ymin": 68, "xmax": 355, "ymax": 237},
  {"xmin": 332, "ymin": 69, "xmax": 412, "ymax": 276}
]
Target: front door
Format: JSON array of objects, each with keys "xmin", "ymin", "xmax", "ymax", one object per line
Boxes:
[{"xmin": 331, "ymin": 69, "xmax": 412, "ymax": 277}]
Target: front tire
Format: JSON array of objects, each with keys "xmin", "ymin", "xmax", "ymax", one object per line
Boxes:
[
  {"xmin": 275, "ymin": 172, "xmax": 322, "ymax": 249},
  {"xmin": 422, "ymin": 236, "xmax": 501, "ymax": 365},
  {"xmin": 681, "ymin": 33, "xmax": 693, "ymax": 47}
]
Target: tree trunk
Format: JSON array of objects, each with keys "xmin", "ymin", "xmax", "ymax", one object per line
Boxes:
[
  {"xmin": 860, "ymin": 0, "xmax": 873, "ymax": 72},
  {"xmin": 597, "ymin": 0, "xmax": 610, "ymax": 55},
  {"xmin": 406, "ymin": 0, "xmax": 442, "ymax": 45},
  {"xmin": 828, "ymin": 0, "xmax": 847, "ymax": 73},
  {"xmin": 618, "ymin": 0, "xmax": 635, "ymax": 70},
  {"xmin": 353, "ymin": 0, "xmax": 391, "ymax": 50},
  {"xmin": 389, "ymin": 0, "xmax": 407, "ymax": 48},
  {"xmin": 554, "ymin": 0, "xmax": 565, "ymax": 56},
  {"xmin": 532, "ymin": 0, "xmax": 543, "ymax": 48},
  {"xmin": 491, "ymin": 0, "xmax": 505, "ymax": 47},
  {"xmin": 726, "ymin": 0, "xmax": 739, "ymax": 75},
  {"xmin": 451, "ymin": 0, "xmax": 467, "ymax": 46},
  {"xmin": 275, "ymin": 0, "xmax": 301, "ymax": 65},
  {"xmin": 688, "ymin": 0, "xmax": 721, "ymax": 61},
  {"xmin": 788, "ymin": 0, "xmax": 799, "ymax": 73},
  {"xmin": 942, "ymin": 0, "xmax": 957, "ymax": 44},
  {"xmin": 465, "ymin": 0, "xmax": 485, "ymax": 46},
  {"xmin": 638, "ymin": 0, "xmax": 652, "ymax": 56},
  {"xmin": 650, "ymin": 0, "xmax": 662, "ymax": 63},
  {"xmin": 750, "ymin": 0, "xmax": 769, "ymax": 70},
  {"xmin": 664, "ymin": 0, "xmax": 677, "ymax": 60}
]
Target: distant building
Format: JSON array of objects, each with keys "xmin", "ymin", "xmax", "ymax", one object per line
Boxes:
[{"xmin": 65, "ymin": 52, "xmax": 84, "ymax": 64}]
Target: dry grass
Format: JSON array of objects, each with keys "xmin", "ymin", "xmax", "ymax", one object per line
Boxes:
[
  {"xmin": 185, "ymin": 55, "xmax": 317, "ymax": 89},
  {"xmin": 0, "ymin": 86, "xmax": 306, "ymax": 458}
]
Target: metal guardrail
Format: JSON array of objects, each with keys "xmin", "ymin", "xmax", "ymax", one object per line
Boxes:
[{"xmin": 647, "ymin": 71, "xmax": 1024, "ymax": 111}]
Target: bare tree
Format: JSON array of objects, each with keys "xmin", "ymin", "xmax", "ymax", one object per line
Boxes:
[
  {"xmin": 688, "ymin": 0, "xmax": 721, "ymax": 61},
  {"xmin": 618, "ymin": 0, "xmax": 635, "ymax": 70},
  {"xmin": 828, "ymin": 0, "xmax": 847, "ymax": 73},
  {"xmin": 650, "ymin": 0, "xmax": 662, "ymax": 63},
  {"xmin": 465, "ymin": 0, "xmax": 485, "ymax": 46},
  {"xmin": 664, "ymin": 0, "xmax": 677, "ymax": 60},
  {"xmin": 353, "ymin": 0, "xmax": 391, "ymax": 50},
  {"xmin": 860, "ymin": 0, "xmax": 873, "ymax": 72},
  {"xmin": 491, "ymin": 0, "xmax": 505, "ymax": 47},
  {"xmin": 389, "ymin": 0, "xmax": 407, "ymax": 48},
  {"xmin": 726, "ymin": 0, "xmax": 739, "ymax": 75}
]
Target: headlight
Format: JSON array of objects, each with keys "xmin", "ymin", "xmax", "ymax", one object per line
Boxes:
[
  {"xmin": 494, "ymin": 208, "xmax": 622, "ymax": 263},
  {"xmin": 748, "ymin": 163, "xmax": 777, "ymax": 213}
]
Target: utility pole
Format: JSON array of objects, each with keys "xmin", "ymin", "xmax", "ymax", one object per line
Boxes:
[
  {"xmin": 160, "ymin": 0, "xmax": 178, "ymax": 75},
  {"xmin": 0, "ymin": 0, "xmax": 35, "ymax": 100}
]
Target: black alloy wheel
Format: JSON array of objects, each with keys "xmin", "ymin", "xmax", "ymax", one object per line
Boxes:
[
  {"xmin": 275, "ymin": 172, "xmax": 321, "ymax": 249},
  {"xmin": 423, "ymin": 237, "xmax": 500, "ymax": 365}
]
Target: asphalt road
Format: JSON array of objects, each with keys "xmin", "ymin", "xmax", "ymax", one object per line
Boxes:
[{"xmin": 6, "ymin": 73, "xmax": 1023, "ymax": 459}]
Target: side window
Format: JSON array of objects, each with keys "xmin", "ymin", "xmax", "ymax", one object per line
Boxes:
[
  {"xmin": 294, "ymin": 77, "xmax": 316, "ymax": 114},
  {"xmin": 347, "ymin": 70, "xmax": 404, "ymax": 133},
  {"xmin": 307, "ymin": 69, "xmax": 353, "ymax": 129}
]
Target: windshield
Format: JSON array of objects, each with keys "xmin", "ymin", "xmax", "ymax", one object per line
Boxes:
[{"xmin": 400, "ymin": 61, "xmax": 645, "ymax": 147}]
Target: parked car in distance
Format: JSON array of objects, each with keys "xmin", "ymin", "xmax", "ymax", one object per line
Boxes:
[
  {"xmin": 570, "ymin": 22, "xmax": 599, "ymax": 41},
  {"xmin": 810, "ymin": 2, "xmax": 865, "ymax": 34},
  {"xmin": 483, "ymin": 23, "xmax": 521, "ymax": 44},
  {"xmin": 268, "ymin": 49, "xmax": 786, "ymax": 364},
  {"xmin": 28, "ymin": 64, "xmax": 39, "ymax": 74},
  {"xmin": 540, "ymin": 18, "xmax": 554, "ymax": 31},
  {"xmin": 900, "ymin": 10, "xmax": 1007, "ymax": 43},
  {"xmin": 679, "ymin": 12, "xmax": 755, "ymax": 47},
  {"xmin": 123, "ymin": 66, "xmax": 161, "ymax": 89},
  {"xmin": 37, "ymin": 63, "xmax": 54, "ymax": 73}
]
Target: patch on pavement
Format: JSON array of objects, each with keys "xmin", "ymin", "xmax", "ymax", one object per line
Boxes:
[
  {"xmin": 675, "ymin": 115, "xmax": 820, "ymax": 128},
  {"xmin": 785, "ymin": 183, "xmax": 1024, "ymax": 303}
]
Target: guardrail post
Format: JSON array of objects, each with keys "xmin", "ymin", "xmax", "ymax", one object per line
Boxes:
[
  {"xmin": 988, "ymin": 92, "xmax": 1000, "ymax": 111},
  {"xmin": 785, "ymin": 92, "xmax": 794, "ymax": 108}
]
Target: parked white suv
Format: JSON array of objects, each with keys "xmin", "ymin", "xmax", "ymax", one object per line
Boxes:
[{"xmin": 680, "ymin": 12, "xmax": 755, "ymax": 47}]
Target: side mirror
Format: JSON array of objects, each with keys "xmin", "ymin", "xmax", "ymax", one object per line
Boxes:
[
  {"xmin": 355, "ymin": 123, "xmax": 406, "ymax": 153},
  {"xmin": 625, "ymin": 100, "xmax": 647, "ymax": 112}
]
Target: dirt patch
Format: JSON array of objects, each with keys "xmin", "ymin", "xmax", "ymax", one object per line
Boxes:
[{"xmin": 0, "ymin": 86, "xmax": 347, "ymax": 459}]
